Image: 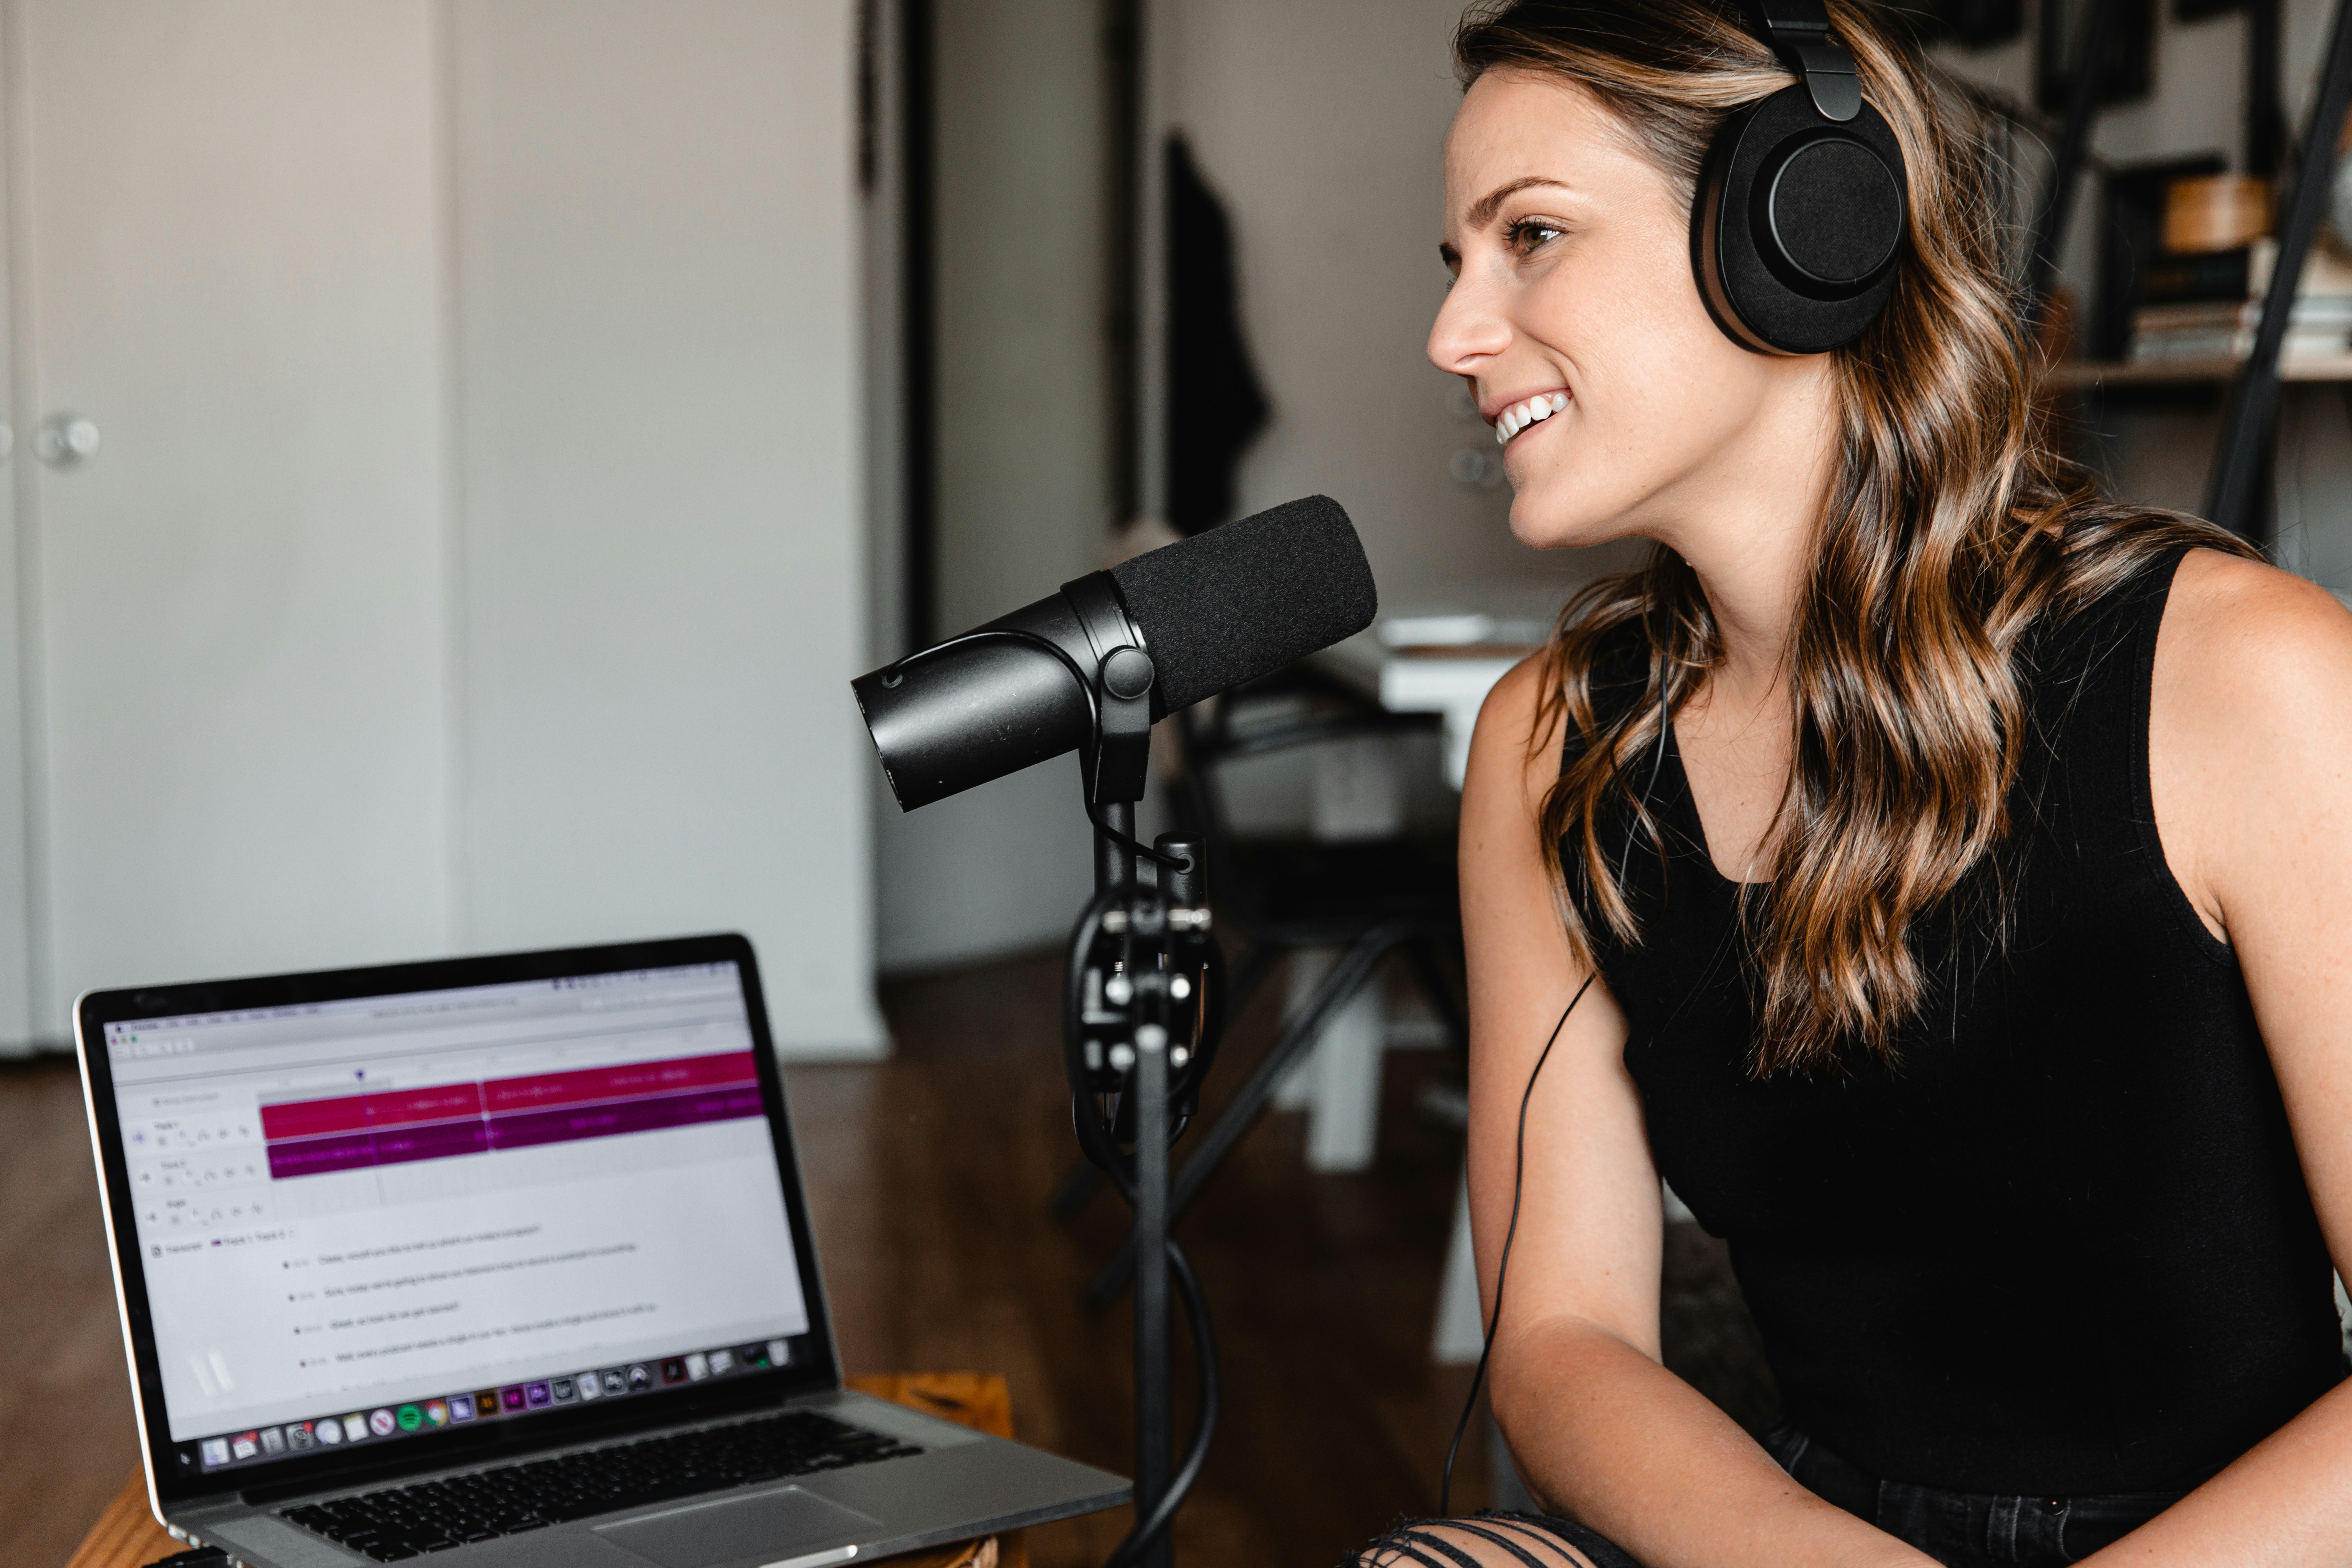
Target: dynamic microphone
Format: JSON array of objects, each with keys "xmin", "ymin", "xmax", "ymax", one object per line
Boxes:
[{"xmin": 853, "ymin": 494, "xmax": 1377, "ymax": 811}]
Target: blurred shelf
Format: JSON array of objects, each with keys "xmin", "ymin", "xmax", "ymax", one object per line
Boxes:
[{"xmin": 2043, "ymin": 355, "xmax": 2352, "ymax": 388}]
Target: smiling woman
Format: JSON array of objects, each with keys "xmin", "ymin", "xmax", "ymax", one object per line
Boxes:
[{"xmin": 1345, "ymin": 3, "xmax": 2352, "ymax": 1568}]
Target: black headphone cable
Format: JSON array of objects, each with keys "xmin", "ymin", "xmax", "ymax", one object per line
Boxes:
[{"xmin": 1437, "ymin": 682, "xmax": 1675, "ymax": 1516}]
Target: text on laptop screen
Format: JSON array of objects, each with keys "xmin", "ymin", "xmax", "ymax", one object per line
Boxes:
[{"xmin": 102, "ymin": 962, "xmax": 811, "ymax": 1449}]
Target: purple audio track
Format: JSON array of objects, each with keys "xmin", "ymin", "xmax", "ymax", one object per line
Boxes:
[{"xmin": 258, "ymin": 1053, "xmax": 763, "ymax": 1180}]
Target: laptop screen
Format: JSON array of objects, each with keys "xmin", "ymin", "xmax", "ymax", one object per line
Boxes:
[{"xmin": 94, "ymin": 955, "xmax": 816, "ymax": 1482}]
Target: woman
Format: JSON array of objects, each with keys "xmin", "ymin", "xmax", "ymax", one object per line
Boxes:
[{"xmin": 1361, "ymin": 3, "xmax": 2352, "ymax": 1565}]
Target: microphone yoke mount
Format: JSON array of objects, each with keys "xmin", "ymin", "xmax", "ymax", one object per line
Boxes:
[
  {"xmin": 1059, "ymin": 570, "xmax": 1155, "ymax": 807},
  {"xmin": 851, "ymin": 567, "xmax": 1159, "ymax": 811}
]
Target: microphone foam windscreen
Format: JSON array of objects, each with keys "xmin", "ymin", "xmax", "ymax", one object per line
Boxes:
[{"xmin": 1108, "ymin": 494, "xmax": 1378, "ymax": 715}]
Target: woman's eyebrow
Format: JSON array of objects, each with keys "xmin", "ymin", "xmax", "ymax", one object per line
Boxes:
[{"xmin": 1466, "ymin": 175, "xmax": 1572, "ymax": 229}]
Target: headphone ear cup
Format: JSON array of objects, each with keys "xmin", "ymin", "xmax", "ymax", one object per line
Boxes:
[{"xmin": 1691, "ymin": 86, "xmax": 1909, "ymax": 355}]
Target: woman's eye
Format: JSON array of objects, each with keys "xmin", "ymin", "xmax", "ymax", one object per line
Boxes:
[{"xmin": 1506, "ymin": 220, "xmax": 1562, "ymax": 254}]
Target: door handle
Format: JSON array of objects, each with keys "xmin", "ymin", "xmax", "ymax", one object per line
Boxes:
[{"xmin": 36, "ymin": 413, "xmax": 98, "ymax": 467}]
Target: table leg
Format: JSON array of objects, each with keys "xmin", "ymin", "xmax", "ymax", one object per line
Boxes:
[{"xmin": 1273, "ymin": 948, "xmax": 1388, "ymax": 1172}]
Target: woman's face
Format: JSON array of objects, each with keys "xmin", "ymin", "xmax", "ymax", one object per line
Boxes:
[{"xmin": 1430, "ymin": 71, "xmax": 1821, "ymax": 553}]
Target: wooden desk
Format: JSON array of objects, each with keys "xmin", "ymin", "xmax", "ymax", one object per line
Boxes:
[{"xmin": 67, "ymin": 1373, "xmax": 1027, "ymax": 1568}]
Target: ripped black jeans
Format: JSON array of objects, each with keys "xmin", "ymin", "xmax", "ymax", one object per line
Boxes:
[{"xmin": 1351, "ymin": 1424, "xmax": 2197, "ymax": 1568}]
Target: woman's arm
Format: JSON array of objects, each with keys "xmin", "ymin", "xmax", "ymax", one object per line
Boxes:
[
  {"xmin": 1455, "ymin": 658, "xmax": 1929, "ymax": 1568},
  {"xmin": 2081, "ymin": 550, "xmax": 2352, "ymax": 1564}
]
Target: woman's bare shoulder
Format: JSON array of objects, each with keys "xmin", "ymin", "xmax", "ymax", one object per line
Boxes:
[
  {"xmin": 1474, "ymin": 648, "xmax": 1556, "ymax": 743},
  {"xmin": 2159, "ymin": 547, "xmax": 2352, "ymax": 727},
  {"xmin": 1462, "ymin": 649, "xmax": 1561, "ymax": 826},
  {"xmin": 2152, "ymin": 549, "xmax": 2352, "ymax": 931}
]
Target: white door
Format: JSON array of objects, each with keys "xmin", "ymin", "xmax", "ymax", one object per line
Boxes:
[
  {"xmin": 12, "ymin": 0, "xmax": 454, "ymax": 1034},
  {"xmin": 0, "ymin": 1, "xmax": 881, "ymax": 1057}
]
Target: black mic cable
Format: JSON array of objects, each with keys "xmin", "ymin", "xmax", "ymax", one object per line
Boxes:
[{"xmin": 1439, "ymin": 671, "xmax": 1676, "ymax": 1516}]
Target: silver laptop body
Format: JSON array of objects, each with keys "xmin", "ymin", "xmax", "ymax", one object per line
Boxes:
[{"xmin": 78, "ymin": 933, "xmax": 1126, "ymax": 1568}]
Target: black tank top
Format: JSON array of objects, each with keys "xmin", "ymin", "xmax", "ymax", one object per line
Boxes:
[{"xmin": 1568, "ymin": 547, "xmax": 2344, "ymax": 1494}]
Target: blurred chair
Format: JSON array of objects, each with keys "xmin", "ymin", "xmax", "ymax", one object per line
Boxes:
[{"xmin": 1059, "ymin": 666, "xmax": 1468, "ymax": 1309}]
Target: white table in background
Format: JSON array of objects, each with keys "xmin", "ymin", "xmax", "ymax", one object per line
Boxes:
[
  {"xmin": 1256, "ymin": 626, "xmax": 1545, "ymax": 1176},
  {"xmin": 1313, "ymin": 627, "xmax": 1542, "ymax": 790}
]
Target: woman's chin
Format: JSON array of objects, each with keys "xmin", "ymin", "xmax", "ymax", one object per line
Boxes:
[{"xmin": 1507, "ymin": 489, "xmax": 1637, "ymax": 552}]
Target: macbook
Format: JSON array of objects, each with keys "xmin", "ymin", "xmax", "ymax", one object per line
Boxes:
[{"xmin": 77, "ymin": 933, "xmax": 1125, "ymax": 1568}]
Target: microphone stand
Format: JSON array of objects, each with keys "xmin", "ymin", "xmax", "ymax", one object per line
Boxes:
[{"xmin": 1057, "ymin": 612, "xmax": 1222, "ymax": 1568}]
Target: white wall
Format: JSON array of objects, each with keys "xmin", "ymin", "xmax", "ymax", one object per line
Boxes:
[
  {"xmin": 872, "ymin": 0, "xmax": 1117, "ymax": 972},
  {"xmin": 450, "ymin": 0, "xmax": 884, "ymax": 1055}
]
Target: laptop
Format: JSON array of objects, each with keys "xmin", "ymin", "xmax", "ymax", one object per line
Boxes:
[{"xmin": 76, "ymin": 932, "xmax": 1127, "ymax": 1568}]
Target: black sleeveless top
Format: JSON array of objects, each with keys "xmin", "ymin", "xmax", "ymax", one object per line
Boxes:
[{"xmin": 1570, "ymin": 547, "xmax": 2344, "ymax": 1495}]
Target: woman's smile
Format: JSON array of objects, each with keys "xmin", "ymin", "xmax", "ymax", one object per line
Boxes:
[{"xmin": 1487, "ymin": 388, "xmax": 1569, "ymax": 445}]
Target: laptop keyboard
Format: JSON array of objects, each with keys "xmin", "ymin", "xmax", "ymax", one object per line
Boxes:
[{"xmin": 279, "ymin": 1409, "xmax": 923, "ymax": 1561}]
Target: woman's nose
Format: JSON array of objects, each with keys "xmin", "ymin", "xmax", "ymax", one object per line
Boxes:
[{"xmin": 1427, "ymin": 270, "xmax": 1511, "ymax": 377}]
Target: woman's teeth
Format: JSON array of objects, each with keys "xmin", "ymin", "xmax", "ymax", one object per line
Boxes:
[{"xmin": 1494, "ymin": 392, "xmax": 1569, "ymax": 444}]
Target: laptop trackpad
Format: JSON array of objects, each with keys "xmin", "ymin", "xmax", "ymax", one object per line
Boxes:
[{"xmin": 595, "ymin": 1487, "xmax": 881, "ymax": 1568}]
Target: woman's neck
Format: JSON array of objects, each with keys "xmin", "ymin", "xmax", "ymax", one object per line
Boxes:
[
  {"xmin": 1690, "ymin": 530, "xmax": 1805, "ymax": 700},
  {"xmin": 1647, "ymin": 355, "xmax": 1837, "ymax": 712},
  {"xmin": 1664, "ymin": 464, "xmax": 1822, "ymax": 727},
  {"xmin": 1662, "ymin": 499, "xmax": 1816, "ymax": 879}
]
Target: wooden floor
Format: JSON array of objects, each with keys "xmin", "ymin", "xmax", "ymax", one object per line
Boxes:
[
  {"xmin": 2, "ymin": 1053, "xmax": 149, "ymax": 1568},
  {"xmin": 1, "ymin": 951, "xmax": 1772, "ymax": 1568}
]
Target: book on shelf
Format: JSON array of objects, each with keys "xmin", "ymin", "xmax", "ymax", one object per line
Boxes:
[
  {"xmin": 2139, "ymin": 236, "xmax": 2352, "ymax": 305},
  {"xmin": 2133, "ymin": 297, "xmax": 2352, "ymax": 332},
  {"xmin": 2128, "ymin": 325, "xmax": 2352, "ymax": 363},
  {"xmin": 2137, "ymin": 246, "xmax": 2260, "ymax": 306},
  {"xmin": 2127, "ymin": 237, "xmax": 2352, "ymax": 363}
]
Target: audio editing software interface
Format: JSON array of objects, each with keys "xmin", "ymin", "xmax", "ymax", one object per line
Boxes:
[{"xmin": 102, "ymin": 962, "xmax": 813, "ymax": 1475}]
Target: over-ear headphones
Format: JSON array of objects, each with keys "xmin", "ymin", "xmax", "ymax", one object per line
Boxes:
[{"xmin": 1694, "ymin": 0, "xmax": 1909, "ymax": 355}]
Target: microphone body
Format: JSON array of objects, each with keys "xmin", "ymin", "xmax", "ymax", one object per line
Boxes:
[
  {"xmin": 855, "ymin": 587, "xmax": 1108, "ymax": 812},
  {"xmin": 854, "ymin": 495, "xmax": 1376, "ymax": 812}
]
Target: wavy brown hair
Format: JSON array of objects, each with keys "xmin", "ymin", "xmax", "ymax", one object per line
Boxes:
[{"xmin": 1457, "ymin": 0, "xmax": 2257, "ymax": 1072}]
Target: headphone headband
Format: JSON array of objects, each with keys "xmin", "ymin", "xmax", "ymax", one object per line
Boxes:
[
  {"xmin": 1743, "ymin": 0, "xmax": 1861, "ymax": 121},
  {"xmin": 1691, "ymin": 0, "xmax": 1906, "ymax": 354}
]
